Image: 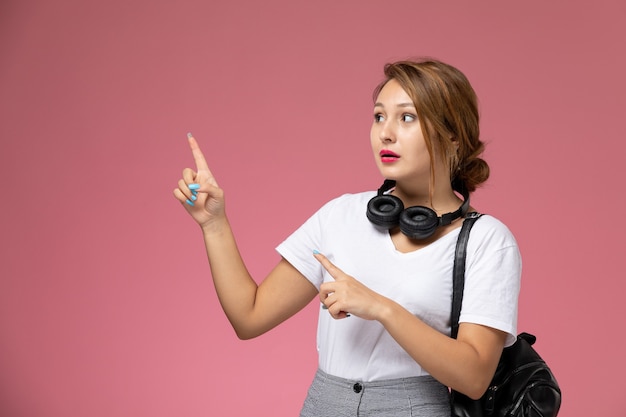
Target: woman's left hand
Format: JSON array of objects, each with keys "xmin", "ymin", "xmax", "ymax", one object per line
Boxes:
[{"xmin": 314, "ymin": 251, "xmax": 389, "ymax": 321}]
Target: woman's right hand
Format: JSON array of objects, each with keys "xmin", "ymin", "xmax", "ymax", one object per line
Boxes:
[{"xmin": 173, "ymin": 134, "xmax": 226, "ymax": 229}]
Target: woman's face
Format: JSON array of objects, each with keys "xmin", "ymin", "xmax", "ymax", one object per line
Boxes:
[{"xmin": 370, "ymin": 79, "xmax": 433, "ymax": 187}]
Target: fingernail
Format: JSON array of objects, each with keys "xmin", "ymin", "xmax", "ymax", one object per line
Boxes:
[
  {"xmin": 185, "ymin": 199, "xmax": 195, "ymax": 206},
  {"xmin": 321, "ymin": 304, "xmax": 328, "ymax": 310},
  {"xmin": 190, "ymin": 194, "xmax": 197, "ymax": 201},
  {"xmin": 188, "ymin": 183, "xmax": 200, "ymax": 190},
  {"xmin": 313, "ymin": 250, "xmax": 320, "ymax": 255},
  {"xmin": 191, "ymin": 190, "xmax": 198, "ymax": 196},
  {"xmin": 187, "ymin": 132, "xmax": 193, "ymax": 139},
  {"xmin": 345, "ymin": 313, "xmax": 351, "ymax": 318}
]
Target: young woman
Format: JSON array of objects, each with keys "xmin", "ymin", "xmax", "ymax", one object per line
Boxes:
[{"xmin": 173, "ymin": 59, "xmax": 521, "ymax": 416}]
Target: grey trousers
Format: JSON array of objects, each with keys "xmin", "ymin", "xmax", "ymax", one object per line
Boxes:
[{"xmin": 300, "ymin": 368, "xmax": 451, "ymax": 417}]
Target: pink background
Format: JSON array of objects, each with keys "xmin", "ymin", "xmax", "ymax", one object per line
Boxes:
[{"xmin": 1, "ymin": 1, "xmax": 624, "ymax": 415}]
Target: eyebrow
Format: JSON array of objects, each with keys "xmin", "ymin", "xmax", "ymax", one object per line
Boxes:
[{"xmin": 373, "ymin": 102, "xmax": 415, "ymax": 108}]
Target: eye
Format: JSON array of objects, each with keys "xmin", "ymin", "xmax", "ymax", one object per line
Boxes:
[
  {"xmin": 374, "ymin": 113, "xmax": 385, "ymax": 123},
  {"xmin": 401, "ymin": 113, "xmax": 416, "ymax": 123}
]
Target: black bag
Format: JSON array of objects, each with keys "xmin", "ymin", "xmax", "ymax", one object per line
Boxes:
[{"xmin": 449, "ymin": 213, "xmax": 561, "ymax": 417}]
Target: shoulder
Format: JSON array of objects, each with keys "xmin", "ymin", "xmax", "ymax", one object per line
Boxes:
[
  {"xmin": 292, "ymin": 190, "xmax": 377, "ymax": 233},
  {"xmin": 469, "ymin": 214, "xmax": 518, "ymax": 249},
  {"xmin": 324, "ymin": 191, "xmax": 377, "ymax": 206},
  {"xmin": 472, "ymin": 214, "xmax": 515, "ymax": 241},
  {"xmin": 315, "ymin": 191, "xmax": 377, "ymax": 217}
]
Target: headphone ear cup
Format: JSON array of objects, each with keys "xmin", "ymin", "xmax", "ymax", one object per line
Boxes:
[
  {"xmin": 367, "ymin": 195, "xmax": 404, "ymax": 228},
  {"xmin": 399, "ymin": 206, "xmax": 439, "ymax": 240}
]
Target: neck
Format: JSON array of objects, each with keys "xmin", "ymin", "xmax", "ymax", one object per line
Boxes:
[{"xmin": 390, "ymin": 179, "xmax": 463, "ymax": 215}]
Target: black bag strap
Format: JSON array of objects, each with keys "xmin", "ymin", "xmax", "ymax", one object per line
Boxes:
[{"xmin": 450, "ymin": 212, "xmax": 483, "ymax": 340}]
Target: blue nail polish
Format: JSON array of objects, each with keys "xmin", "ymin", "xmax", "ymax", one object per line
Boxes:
[
  {"xmin": 321, "ymin": 304, "xmax": 328, "ymax": 309},
  {"xmin": 191, "ymin": 190, "xmax": 198, "ymax": 196},
  {"xmin": 185, "ymin": 199, "xmax": 195, "ymax": 207},
  {"xmin": 190, "ymin": 194, "xmax": 197, "ymax": 201},
  {"xmin": 187, "ymin": 132, "xmax": 193, "ymax": 139},
  {"xmin": 188, "ymin": 183, "xmax": 200, "ymax": 190},
  {"xmin": 313, "ymin": 250, "xmax": 320, "ymax": 255}
]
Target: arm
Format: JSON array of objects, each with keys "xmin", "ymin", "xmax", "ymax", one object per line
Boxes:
[
  {"xmin": 378, "ymin": 302, "xmax": 506, "ymax": 399},
  {"xmin": 315, "ymin": 252, "xmax": 505, "ymax": 399},
  {"xmin": 173, "ymin": 135, "xmax": 318, "ymax": 339}
]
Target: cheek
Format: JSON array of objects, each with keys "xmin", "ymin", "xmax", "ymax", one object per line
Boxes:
[{"xmin": 370, "ymin": 125, "xmax": 378, "ymax": 148}]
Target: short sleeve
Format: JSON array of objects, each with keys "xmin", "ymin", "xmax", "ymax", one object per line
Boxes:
[
  {"xmin": 460, "ymin": 216, "xmax": 522, "ymax": 347},
  {"xmin": 275, "ymin": 196, "xmax": 346, "ymax": 290}
]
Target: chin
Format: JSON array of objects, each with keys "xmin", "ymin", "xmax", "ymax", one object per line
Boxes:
[{"xmin": 376, "ymin": 168, "xmax": 404, "ymax": 182}]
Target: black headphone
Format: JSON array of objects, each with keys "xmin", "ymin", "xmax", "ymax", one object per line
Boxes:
[{"xmin": 366, "ymin": 179, "xmax": 470, "ymax": 240}]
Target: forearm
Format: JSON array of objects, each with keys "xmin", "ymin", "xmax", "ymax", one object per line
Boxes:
[
  {"xmin": 377, "ymin": 300, "xmax": 503, "ymax": 399},
  {"xmin": 200, "ymin": 216, "xmax": 260, "ymax": 337}
]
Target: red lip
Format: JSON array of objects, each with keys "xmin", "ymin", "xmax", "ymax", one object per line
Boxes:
[{"xmin": 380, "ymin": 149, "xmax": 400, "ymax": 162}]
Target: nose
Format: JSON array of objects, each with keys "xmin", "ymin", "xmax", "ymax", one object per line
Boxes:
[{"xmin": 379, "ymin": 120, "xmax": 395, "ymax": 143}]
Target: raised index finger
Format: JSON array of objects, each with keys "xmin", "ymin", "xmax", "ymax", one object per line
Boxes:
[{"xmin": 187, "ymin": 133, "xmax": 210, "ymax": 172}]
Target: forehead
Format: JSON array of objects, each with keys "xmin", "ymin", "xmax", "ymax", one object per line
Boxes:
[{"xmin": 374, "ymin": 79, "xmax": 414, "ymax": 107}]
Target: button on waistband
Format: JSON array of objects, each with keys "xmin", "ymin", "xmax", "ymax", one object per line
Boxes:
[{"xmin": 352, "ymin": 382, "xmax": 362, "ymax": 393}]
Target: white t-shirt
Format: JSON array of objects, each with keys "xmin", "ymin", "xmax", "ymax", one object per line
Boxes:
[{"xmin": 276, "ymin": 191, "xmax": 521, "ymax": 382}]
